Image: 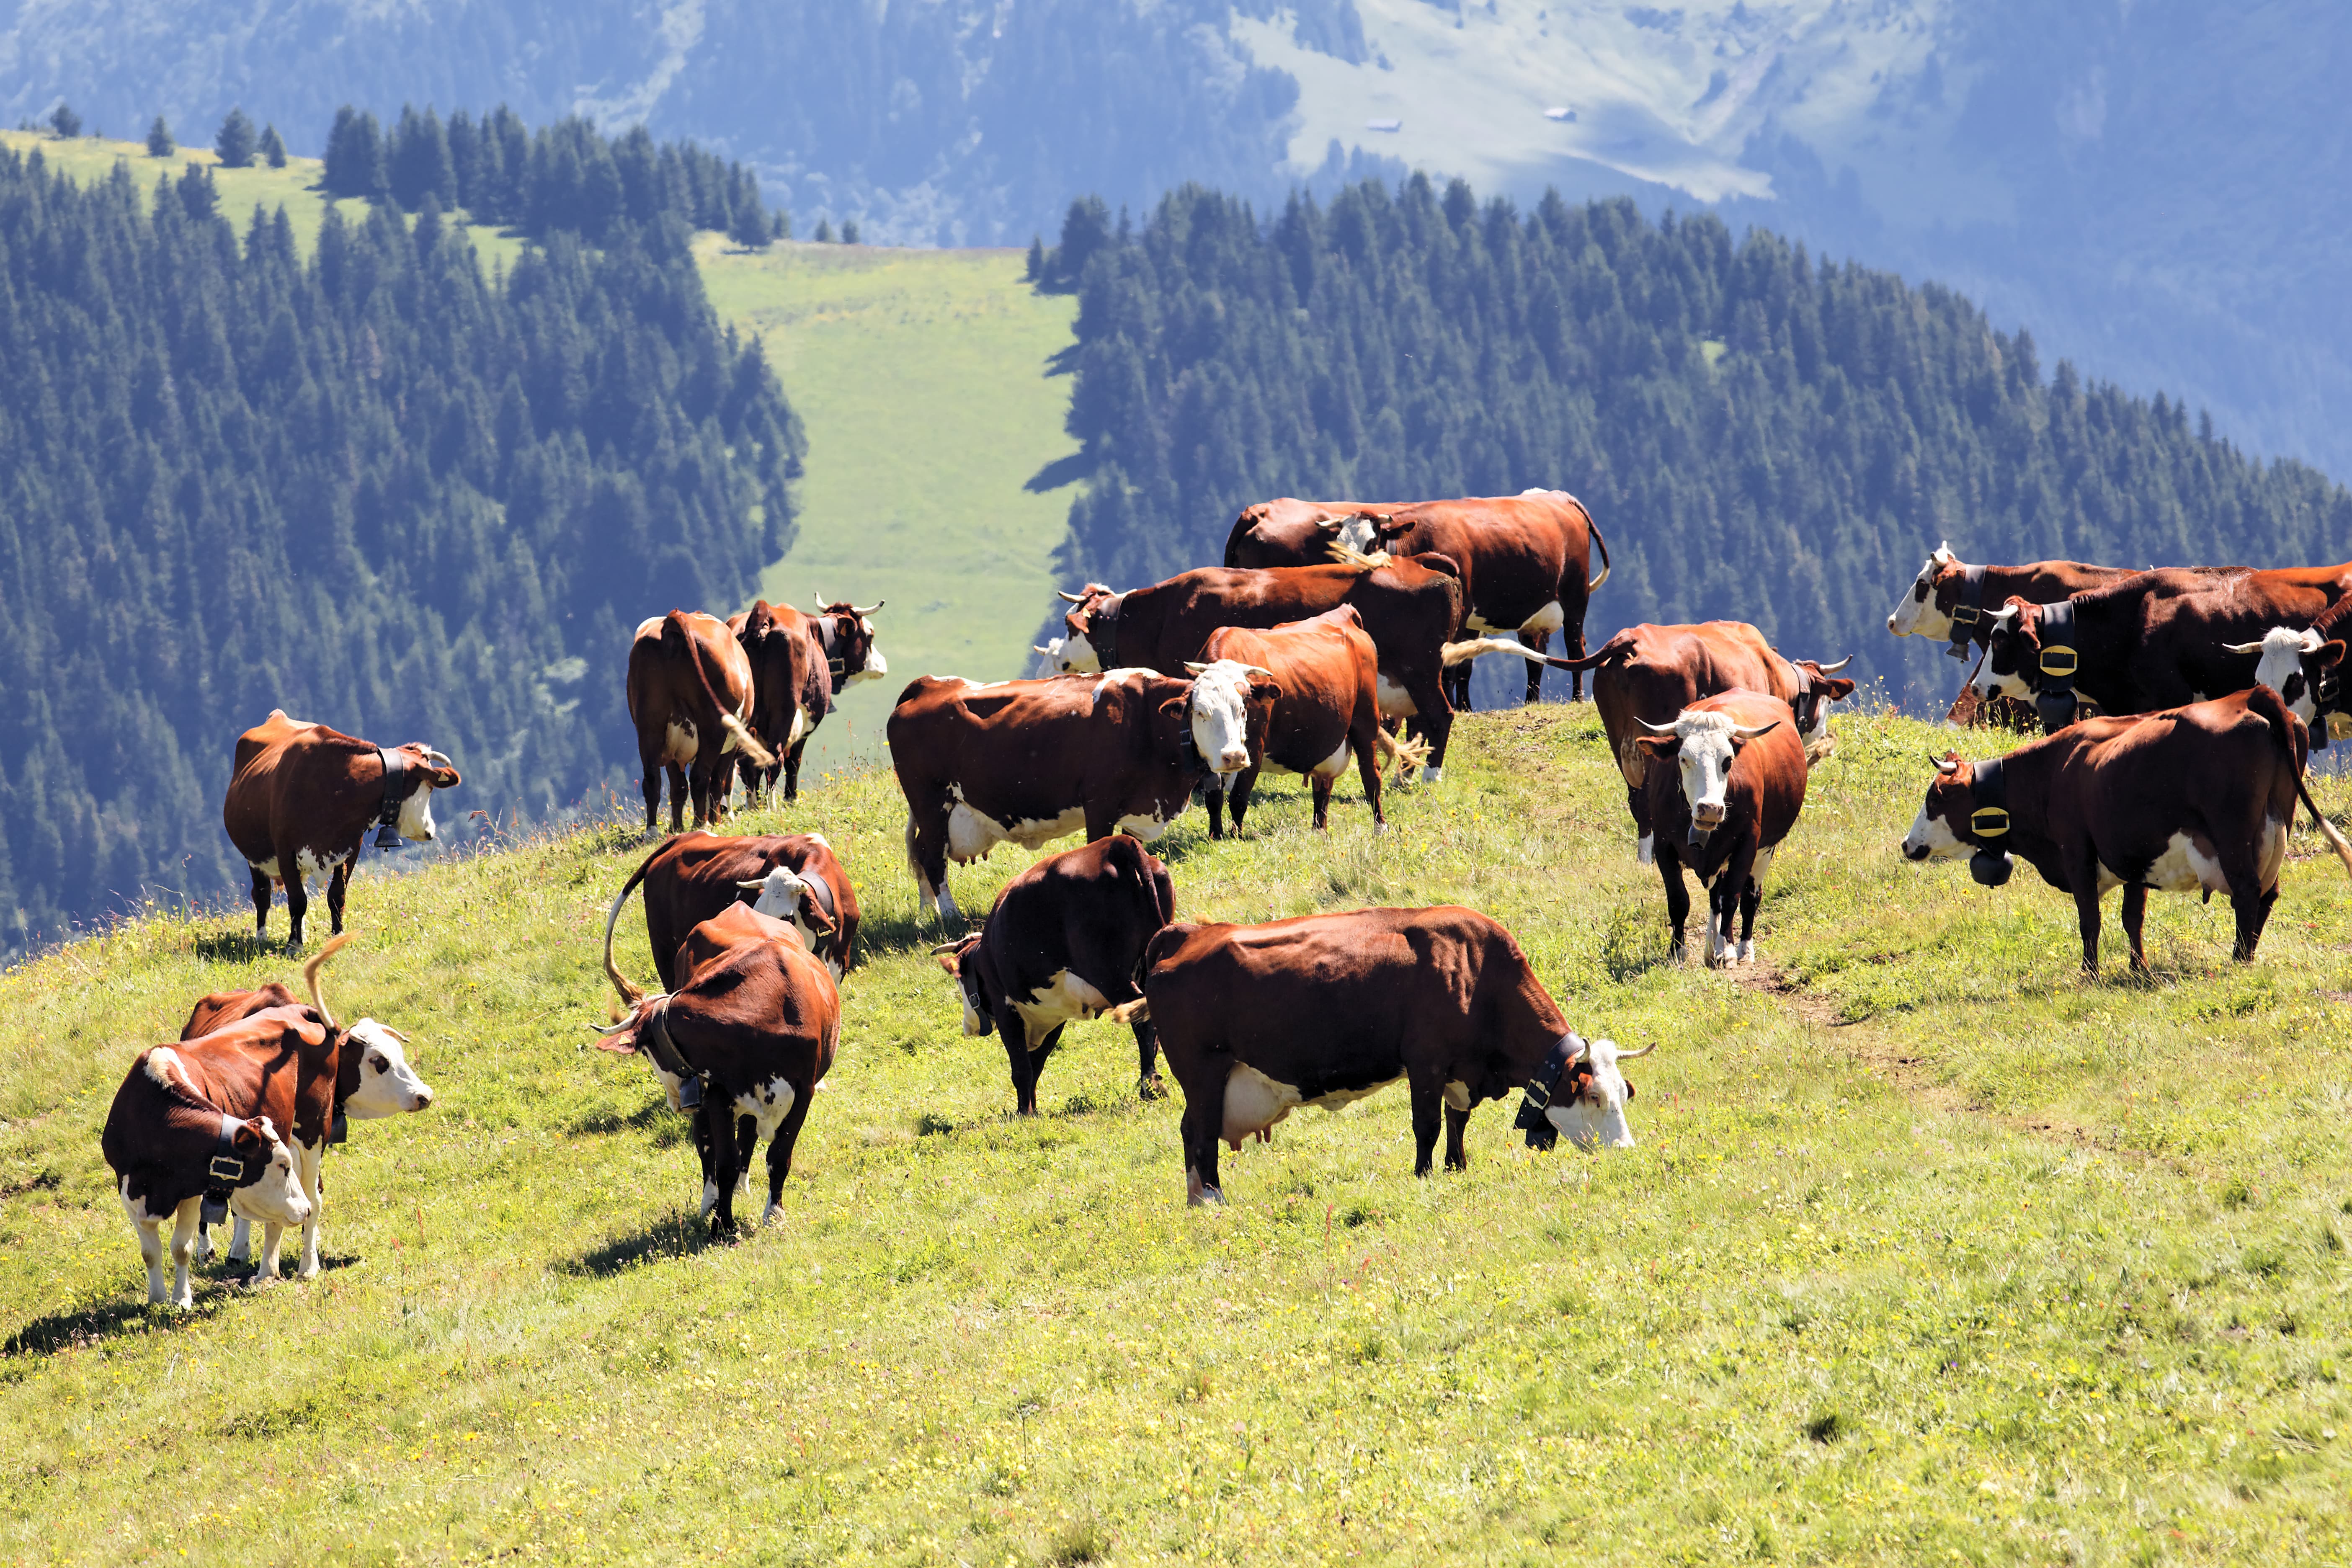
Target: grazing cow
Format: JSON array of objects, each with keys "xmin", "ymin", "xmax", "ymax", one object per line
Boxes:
[
  {"xmin": 1900, "ymin": 685, "xmax": 2352, "ymax": 972},
  {"xmin": 1223, "ymin": 491, "xmax": 1611, "ymax": 706},
  {"xmin": 1050, "ymin": 557, "xmax": 1493, "ymax": 782},
  {"xmin": 101, "ymin": 1044, "xmax": 309, "ymax": 1308},
  {"xmin": 1968, "ymin": 565, "xmax": 2352, "ymax": 729},
  {"xmin": 727, "ymin": 596, "xmax": 889, "ymax": 804},
  {"xmin": 1551, "ymin": 622, "xmax": 1852, "ymax": 862},
  {"xmin": 1126, "ymin": 906, "xmax": 1648, "ymax": 1203},
  {"xmin": 1884, "ymin": 542, "xmax": 2169, "ymax": 656},
  {"xmin": 1633, "ymin": 691, "xmax": 1808, "ymax": 965},
  {"xmin": 627, "ymin": 609, "xmax": 776, "ymax": 835},
  {"xmin": 1195, "ymin": 607, "xmax": 1427, "ymax": 837},
  {"xmin": 2231, "ymin": 616, "xmax": 2352, "ymax": 745},
  {"xmin": 223, "ymin": 711, "xmax": 463, "ymax": 950},
  {"xmin": 931, "ymin": 835, "xmax": 1175, "ymax": 1112},
  {"xmin": 603, "ymin": 831, "xmax": 860, "ymax": 996},
  {"xmin": 887, "ymin": 663, "xmax": 1278, "ymax": 923},
  {"xmin": 593, "ymin": 903, "xmax": 841, "ymax": 1236},
  {"xmin": 177, "ymin": 936, "xmax": 434, "ymax": 1277}
]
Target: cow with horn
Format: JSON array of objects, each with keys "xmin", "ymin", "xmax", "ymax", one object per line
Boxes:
[
  {"xmin": 1632, "ymin": 691, "xmax": 1809, "ymax": 965},
  {"xmin": 628, "ymin": 609, "xmax": 775, "ymax": 835},
  {"xmin": 725, "ymin": 597, "xmax": 890, "ymax": 806}
]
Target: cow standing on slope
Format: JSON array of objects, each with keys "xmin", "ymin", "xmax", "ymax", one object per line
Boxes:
[
  {"xmin": 1902, "ymin": 686, "xmax": 2352, "ymax": 972},
  {"xmin": 728, "ymin": 596, "xmax": 889, "ymax": 805},
  {"xmin": 603, "ymin": 830, "xmax": 861, "ymax": 992},
  {"xmin": 1633, "ymin": 691, "xmax": 1808, "ymax": 966},
  {"xmin": 932, "ymin": 836, "xmax": 1175, "ymax": 1112},
  {"xmin": 627, "ymin": 609, "xmax": 776, "ymax": 835},
  {"xmin": 224, "ymin": 711, "xmax": 463, "ymax": 950}
]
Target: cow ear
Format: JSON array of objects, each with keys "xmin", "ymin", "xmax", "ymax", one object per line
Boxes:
[
  {"xmin": 933, "ymin": 948, "xmax": 960, "ymax": 977},
  {"xmin": 1248, "ymin": 675, "xmax": 1283, "ymax": 703},
  {"xmin": 1622, "ymin": 1076, "xmax": 1635, "ymax": 1101},
  {"xmin": 1375, "ymin": 515, "xmax": 1410, "ymax": 540},
  {"xmin": 1633, "ymin": 735, "xmax": 1678, "ymax": 758},
  {"xmin": 1826, "ymin": 677, "xmax": 1857, "ymax": 700},
  {"xmin": 233, "ymin": 1120, "xmax": 266, "ymax": 1152},
  {"xmin": 2321, "ymin": 641, "xmax": 2348, "ymax": 670}
]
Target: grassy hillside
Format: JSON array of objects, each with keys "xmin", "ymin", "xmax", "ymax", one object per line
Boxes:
[
  {"xmin": 4, "ymin": 706, "xmax": 2351, "ymax": 1562},
  {"xmin": 695, "ymin": 237, "xmax": 1083, "ymax": 776}
]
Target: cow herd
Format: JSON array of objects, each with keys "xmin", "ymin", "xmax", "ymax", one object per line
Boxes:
[{"xmin": 91, "ymin": 493, "xmax": 2352, "ymax": 1305}]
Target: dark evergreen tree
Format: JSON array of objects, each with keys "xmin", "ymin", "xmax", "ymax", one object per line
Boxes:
[
  {"xmin": 322, "ymin": 106, "xmax": 384, "ymax": 198},
  {"xmin": 815, "ymin": 217, "xmax": 833, "ymax": 242},
  {"xmin": 260, "ymin": 123, "xmax": 287, "ymax": 167},
  {"xmin": 841, "ymin": 218, "xmax": 860, "ymax": 244},
  {"xmin": 388, "ymin": 105, "xmax": 457, "ymax": 211},
  {"xmin": 145, "ymin": 116, "xmax": 173, "ymax": 157},
  {"xmin": 48, "ymin": 102, "xmax": 80, "ymax": 139},
  {"xmin": 215, "ymin": 106, "xmax": 258, "ymax": 168}
]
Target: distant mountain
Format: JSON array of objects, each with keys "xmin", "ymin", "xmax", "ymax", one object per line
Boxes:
[{"xmin": 5, "ymin": 1, "xmax": 2347, "ymax": 483}]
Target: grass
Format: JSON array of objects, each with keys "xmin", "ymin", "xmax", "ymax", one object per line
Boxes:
[
  {"xmin": 5, "ymin": 701, "xmax": 2352, "ymax": 1563},
  {"xmin": 695, "ymin": 236, "xmax": 1083, "ymax": 779}
]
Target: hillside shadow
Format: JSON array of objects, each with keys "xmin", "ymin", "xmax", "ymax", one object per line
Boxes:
[
  {"xmin": 1044, "ymin": 343, "xmax": 1081, "ymax": 376},
  {"xmin": 1024, "ymin": 451, "xmax": 1093, "ymax": 493},
  {"xmin": 560, "ymin": 1210, "xmax": 715, "ymax": 1277}
]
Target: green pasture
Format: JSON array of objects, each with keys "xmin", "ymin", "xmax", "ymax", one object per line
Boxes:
[
  {"xmin": 695, "ymin": 236, "xmax": 1083, "ymax": 779},
  {"xmin": 4, "ymin": 704, "xmax": 2351, "ymax": 1563}
]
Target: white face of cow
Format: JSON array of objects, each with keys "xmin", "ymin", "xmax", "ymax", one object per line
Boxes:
[
  {"xmin": 743, "ymin": 866, "xmax": 842, "ymax": 977},
  {"xmin": 395, "ymin": 749, "xmax": 456, "ymax": 841},
  {"xmin": 1056, "ymin": 629, "xmax": 1101, "ymax": 674},
  {"xmin": 1185, "ymin": 661, "xmax": 1258, "ymax": 781},
  {"xmin": 340, "ymin": 1020, "xmax": 435, "ymax": 1117},
  {"xmin": 849, "ymin": 618, "xmax": 887, "ymax": 685},
  {"xmin": 1332, "ymin": 516, "xmax": 1379, "ymax": 554},
  {"xmin": 1969, "ymin": 609, "xmax": 2034, "ymax": 700},
  {"xmin": 2247, "ymin": 627, "xmax": 2324, "ymax": 721},
  {"xmin": 1901, "ymin": 801, "xmax": 1968, "ymax": 861},
  {"xmin": 1887, "ymin": 543, "xmax": 1957, "ymax": 638},
  {"xmin": 1545, "ymin": 1038, "xmax": 1641, "ymax": 1150},
  {"xmin": 1667, "ymin": 712, "xmax": 1743, "ymax": 830},
  {"xmin": 228, "ymin": 1119, "xmax": 312, "ymax": 1226}
]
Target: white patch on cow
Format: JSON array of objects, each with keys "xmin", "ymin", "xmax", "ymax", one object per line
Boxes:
[
  {"xmin": 946, "ymin": 792, "xmax": 1085, "ymax": 861},
  {"xmin": 634, "ymin": 616, "xmax": 665, "ymax": 640},
  {"xmin": 1544, "ymin": 1037, "xmax": 1639, "ymax": 1151},
  {"xmin": 1059, "ymin": 631, "xmax": 1103, "ymax": 674},
  {"xmin": 1014, "ymin": 968, "xmax": 1114, "ymax": 1048},
  {"xmin": 1090, "ymin": 666, "xmax": 1155, "ymax": 699},
  {"xmin": 1334, "ymin": 516, "xmax": 1379, "ymax": 554},
  {"xmin": 1422, "ymin": 765, "xmax": 1444, "ymax": 786},
  {"xmin": 699, "ymin": 1180, "xmax": 720, "ymax": 1220},
  {"xmin": 252, "ymin": 855, "xmax": 283, "ymax": 879},
  {"xmin": 851, "ymin": 629, "xmax": 888, "ymax": 684},
  {"xmin": 1637, "ymin": 832, "xmax": 1654, "ymax": 866},
  {"xmin": 934, "ymin": 884, "xmax": 962, "ymax": 923},
  {"xmin": 293, "ymin": 846, "xmax": 339, "ymax": 882},
  {"xmin": 1114, "ymin": 810, "xmax": 1174, "ymax": 842},
  {"xmin": 1188, "ymin": 661, "xmax": 1256, "ymax": 777},
  {"xmin": 1705, "ymin": 923, "xmax": 1730, "ymax": 967},
  {"xmin": 1442, "ymin": 1079, "xmax": 1471, "ymax": 1112},
  {"xmin": 788, "ymin": 706, "xmax": 810, "ymax": 745},
  {"xmin": 661, "ymin": 719, "xmax": 699, "ymax": 767},
  {"xmin": 1973, "ymin": 661, "xmax": 2033, "ymax": 701},
  {"xmin": 1665, "ymin": 710, "xmax": 1742, "ymax": 828},
  {"xmin": 341, "ymin": 1021, "xmax": 435, "ymax": 1117},
  {"xmin": 2250, "ymin": 627, "xmax": 2324, "ymax": 722},
  {"xmin": 228, "ymin": 1124, "xmax": 312, "ymax": 1230},
  {"xmin": 121, "ymin": 1186, "xmax": 206, "ymax": 1308},
  {"xmin": 1311, "ymin": 736, "xmax": 1352, "ymax": 779},
  {"xmin": 1887, "ymin": 544, "xmax": 1957, "ymax": 638},
  {"xmin": 1520, "ymin": 601, "xmax": 1567, "ymax": 635},
  {"xmin": 1901, "ymin": 804, "xmax": 1968, "ymax": 861},
  {"xmin": 2140, "ymin": 832, "xmax": 2220, "ymax": 894},
  {"xmin": 1736, "ymin": 937, "xmax": 1756, "ymax": 963},
  {"xmin": 958, "ymin": 987, "xmax": 987, "ymax": 1036},
  {"xmin": 142, "ymin": 1046, "xmax": 186, "ymax": 1091},
  {"xmin": 745, "ymin": 868, "xmax": 844, "ymax": 979},
  {"xmin": 1375, "ymin": 674, "xmax": 1416, "ymax": 719},
  {"xmin": 1184, "ymin": 1164, "xmax": 1225, "ymax": 1207},
  {"xmin": 732, "ymin": 1077, "xmax": 799, "ymax": 1143}
]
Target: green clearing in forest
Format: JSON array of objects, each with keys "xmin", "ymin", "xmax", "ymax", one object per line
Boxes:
[{"xmin": 4, "ymin": 705, "xmax": 2351, "ymax": 1563}]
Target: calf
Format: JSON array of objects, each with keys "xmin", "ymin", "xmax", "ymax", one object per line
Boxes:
[
  {"xmin": 1552, "ymin": 622, "xmax": 1851, "ymax": 861},
  {"xmin": 887, "ymin": 663, "xmax": 1277, "ymax": 923},
  {"xmin": 932, "ymin": 835, "xmax": 1175, "ymax": 1113},
  {"xmin": 223, "ymin": 711, "xmax": 462, "ymax": 949},
  {"xmin": 1196, "ymin": 607, "xmax": 1426, "ymax": 836},
  {"xmin": 627, "ymin": 609, "xmax": 775, "ymax": 834},
  {"xmin": 101, "ymin": 1046, "xmax": 309, "ymax": 1308},
  {"xmin": 1129, "ymin": 906, "xmax": 1646, "ymax": 1203},
  {"xmin": 728, "ymin": 597, "xmax": 889, "ymax": 804},
  {"xmin": 602, "ymin": 830, "xmax": 860, "ymax": 996},
  {"xmin": 177, "ymin": 935, "xmax": 434, "ymax": 1278},
  {"xmin": 1901, "ymin": 685, "xmax": 2352, "ymax": 972},
  {"xmin": 593, "ymin": 903, "xmax": 841, "ymax": 1236},
  {"xmin": 1633, "ymin": 691, "xmax": 1807, "ymax": 965}
]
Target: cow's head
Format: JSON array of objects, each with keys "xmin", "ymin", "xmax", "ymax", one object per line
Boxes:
[
  {"xmin": 931, "ymin": 933, "xmax": 991, "ymax": 1034},
  {"xmin": 389, "ymin": 745, "xmax": 462, "ymax": 841},
  {"xmin": 1054, "ymin": 585, "xmax": 1120, "ymax": 674},
  {"xmin": 1972, "ymin": 601, "xmax": 2040, "ymax": 701},
  {"xmin": 1901, "ymin": 751, "xmax": 2018, "ymax": 887},
  {"xmin": 1317, "ymin": 510, "xmax": 1408, "ymax": 556},
  {"xmin": 224, "ymin": 1115, "xmax": 311, "ymax": 1227},
  {"xmin": 1032, "ymin": 638, "xmax": 1066, "ymax": 676},
  {"xmin": 1547, "ymin": 1038, "xmax": 1652, "ymax": 1151},
  {"xmin": 1635, "ymin": 709, "xmax": 1780, "ymax": 839},
  {"xmin": 1782, "ymin": 655, "xmax": 1857, "ymax": 743},
  {"xmin": 736, "ymin": 866, "xmax": 842, "ymax": 978},
  {"xmin": 1888, "ymin": 542, "xmax": 1960, "ymax": 637},
  {"xmin": 2224, "ymin": 626, "xmax": 2348, "ymax": 726},
  {"xmin": 339, "ymin": 1020, "xmax": 434, "ymax": 1117},
  {"xmin": 1180, "ymin": 660, "xmax": 1281, "ymax": 785},
  {"xmin": 812, "ymin": 597, "xmax": 887, "ymax": 689}
]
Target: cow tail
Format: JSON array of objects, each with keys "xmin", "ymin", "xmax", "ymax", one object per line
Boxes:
[
  {"xmin": 601, "ymin": 848, "xmax": 663, "ymax": 1006},
  {"xmin": 1374, "ymin": 721, "xmax": 1432, "ymax": 780},
  {"xmin": 1443, "ymin": 635, "xmax": 1552, "ymax": 667},
  {"xmin": 668, "ymin": 610, "xmax": 776, "ymax": 771},
  {"xmin": 302, "ymin": 932, "xmax": 353, "ymax": 1030},
  {"xmin": 1583, "ymin": 510, "xmax": 1612, "ymax": 592},
  {"xmin": 1544, "ymin": 627, "xmax": 1638, "ymax": 675},
  {"xmin": 2251, "ymin": 683, "xmax": 2352, "ymax": 880}
]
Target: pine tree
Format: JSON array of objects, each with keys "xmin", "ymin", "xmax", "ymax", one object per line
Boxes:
[
  {"xmin": 815, "ymin": 217, "xmax": 834, "ymax": 242},
  {"xmin": 215, "ymin": 107, "xmax": 258, "ymax": 168},
  {"xmin": 260, "ymin": 124, "xmax": 287, "ymax": 167},
  {"xmin": 322, "ymin": 106, "xmax": 384, "ymax": 198},
  {"xmin": 47, "ymin": 102, "xmax": 80, "ymax": 139},
  {"xmin": 841, "ymin": 218, "xmax": 861, "ymax": 245},
  {"xmin": 146, "ymin": 116, "xmax": 174, "ymax": 157}
]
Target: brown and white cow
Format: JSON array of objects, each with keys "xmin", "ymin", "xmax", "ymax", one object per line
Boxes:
[
  {"xmin": 1882, "ymin": 542, "xmax": 2205, "ymax": 656},
  {"xmin": 932, "ymin": 835, "xmax": 1175, "ymax": 1113},
  {"xmin": 886, "ymin": 663, "xmax": 1278, "ymax": 923},
  {"xmin": 1901, "ymin": 685, "xmax": 2352, "ymax": 972},
  {"xmin": 1125, "ymin": 905, "xmax": 1648, "ymax": 1203},
  {"xmin": 2235, "ymin": 620, "xmax": 2352, "ymax": 745},
  {"xmin": 101, "ymin": 1040, "xmax": 310, "ymax": 1308},
  {"xmin": 603, "ymin": 830, "xmax": 860, "ymax": 996},
  {"xmin": 1552, "ymin": 622, "xmax": 1852, "ymax": 863},
  {"xmin": 1634, "ymin": 691, "xmax": 1808, "ymax": 966},
  {"xmin": 224, "ymin": 711, "xmax": 463, "ymax": 949},
  {"xmin": 593, "ymin": 903, "xmax": 841, "ymax": 1236},
  {"xmin": 1049, "ymin": 557, "xmax": 1485, "ymax": 782},
  {"xmin": 727, "ymin": 596, "xmax": 888, "ymax": 805},
  {"xmin": 1194, "ymin": 606, "xmax": 1426, "ymax": 837},
  {"xmin": 627, "ymin": 609, "xmax": 776, "ymax": 835},
  {"xmin": 175, "ymin": 935, "xmax": 434, "ymax": 1278}
]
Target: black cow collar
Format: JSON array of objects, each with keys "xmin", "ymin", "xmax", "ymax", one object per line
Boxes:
[
  {"xmin": 1964, "ymin": 756, "xmax": 2016, "ymax": 887},
  {"xmin": 372, "ymin": 748, "xmax": 409, "ymax": 850},
  {"xmin": 1945, "ymin": 565, "xmax": 1989, "ymax": 659},
  {"xmin": 814, "ymin": 616, "xmax": 849, "ymax": 688},
  {"xmin": 1513, "ymin": 1031, "xmax": 1583, "ymax": 1151},
  {"xmin": 636, "ymin": 995, "xmax": 706, "ymax": 1110},
  {"xmin": 797, "ymin": 867, "xmax": 840, "ymax": 961},
  {"xmin": 2030, "ymin": 600, "xmax": 2081, "ymax": 732},
  {"xmin": 199, "ymin": 1112, "xmax": 253, "ymax": 1223}
]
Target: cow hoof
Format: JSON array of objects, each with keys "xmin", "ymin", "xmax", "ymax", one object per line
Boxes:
[
  {"xmin": 760, "ymin": 1203, "xmax": 785, "ymax": 1228},
  {"xmin": 1187, "ymin": 1186, "xmax": 1225, "ymax": 1208},
  {"xmin": 1136, "ymin": 1075, "xmax": 1166, "ymax": 1101},
  {"xmin": 698, "ymin": 1181, "xmax": 720, "ymax": 1220},
  {"xmin": 1737, "ymin": 940, "xmax": 1756, "ymax": 964}
]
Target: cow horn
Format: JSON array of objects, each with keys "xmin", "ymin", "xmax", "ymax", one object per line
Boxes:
[
  {"xmin": 1931, "ymin": 753, "xmax": 1961, "ymax": 776},
  {"xmin": 1816, "ymin": 655, "xmax": 1853, "ymax": 674},
  {"xmin": 588, "ymin": 1019, "xmax": 633, "ymax": 1036},
  {"xmin": 851, "ymin": 601, "xmax": 883, "ymax": 616},
  {"xmin": 1058, "ymin": 590, "xmax": 1086, "ymax": 603},
  {"xmin": 1733, "ymin": 720, "xmax": 1782, "ymax": 740},
  {"xmin": 1314, "ymin": 518, "xmax": 1343, "ymax": 531},
  {"xmin": 1615, "ymin": 1042, "xmax": 1658, "ymax": 1060},
  {"xmin": 927, "ymin": 941, "xmax": 965, "ymax": 955},
  {"xmin": 1987, "ymin": 604, "xmax": 2020, "ymax": 624},
  {"xmin": 2223, "ymin": 640, "xmax": 2266, "ymax": 655},
  {"xmin": 2303, "ymin": 628, "xmax": 2327, "ymax": 652},
  {"xmin": 425, "ymin": 749, "xmax": 455, "ymax": 770},
  {"xmin": 1637, "ymin": 717, "xmax": 1680, "ymax": 735},
  {"xmin": 812, "ymin": 592, "xmax": 828, "ymax": 609},
  {"xmin": 1034, "ymin": 645, "xmax": 1055, "ymax": 655},
  {"xmin": 1183, "ymin": 660, "xmax": 1211, "ymax": 674},
  {"xmin": 736, "ymin": 878, "xmax": 771, "ymax": 891},
  {"xmin": 1244, "ymin": 664, "xmax": 1275, "ymax": 680}
]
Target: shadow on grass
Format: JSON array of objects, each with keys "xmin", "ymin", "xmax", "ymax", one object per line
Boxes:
[
  {"xmin": 4, "ymin": 1286, "xmax": 238, "ymax": 1357},
  {"xmin": 560, "ymin": 1209, "xmax": 716, "ymax": 1277},
  {"xmin": 567, "ymin": 1095, "xmax": 673, "ymax": 1137},
  {"xmin": 192, "ymin": 929, "xmax": 287, "ymax": 964}
]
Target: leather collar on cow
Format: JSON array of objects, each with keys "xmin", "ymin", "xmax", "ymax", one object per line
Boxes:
[
  {"xmin": 372, "ymin": 748, "xmax": 409, "ymax": 850},
  {"xmin": 208, "ymin": 1112, "xmax": 249, "ymax": 1185},
  {"xmin": 636, "ymin": 995, "xmax": 706, "ymax": 1110},
  {"xmin": 1945, "ymin": 565, "xmax": 1989, "ymax": 659},
  {"xmin": 1963, "ymin": 756, "xmax": 2016, "ymax": 887},
  {"xmin": 798, "ymin": 869, "xmax": 839, "ymax": 959},
  {"xmin": 813, "ymin": 617, "xmax": 848, "ymax": 686},
  {"xmin": 2028, "ymin": 601, "xmax": 2081, "ymax": 731},
  {"xmin": 1083, "ymin": 598, "xmax": 1121, "ymax": 673},
  {"xmin": 1513, "ymin": 1032, "xmax": 1584, "ymax": 1151}
]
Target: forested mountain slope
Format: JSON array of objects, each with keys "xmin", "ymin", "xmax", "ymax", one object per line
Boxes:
[
  {"xmin": 0, "ymin": 124, "xmax": 799, "ymax": 952},
  {"xmin": 1045, "ymin": 179, "xmax": 2352, "ymax": 711}
]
